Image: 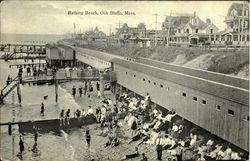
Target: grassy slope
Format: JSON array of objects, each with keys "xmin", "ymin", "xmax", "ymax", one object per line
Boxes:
[{"xmin": 64, "ymin": 40, "xmax": 249, "ymax": 78}]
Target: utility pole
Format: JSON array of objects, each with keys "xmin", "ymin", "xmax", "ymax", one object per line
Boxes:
[
  {"xmin": 240, "ymin": 2, "xmax": 246, "ymax": 49},
  {"xmin": 11, "ymin": 91, "xmax": 16, "ymax": 158},
  {"xmin": 115, "ymin": 21, "xmax": 124, "ymax": 35},
  {"xmin": 115, "ymin": 21, "xmax": 123, "ymax": 45},
  {"xmin": 153, "ymin": 14, "xmax": 159, "ymax": 46},
  {"xmin": 116, "ymin": 21, "xmax": 122, "ymax": 30},
  {"xmin": 108, "ymin": 24, "xmax": 112, "ymax": 36},
  {"xmin": 166, "ymin": 11, "xmax": 172, "ymax": 47},
  {"xmin": 108, "ymin": 24, "xmax": 112, "ymax": 46},
  {"xmin": 73, "ymin": 23, "xmax": 76, "ymax": 39}
]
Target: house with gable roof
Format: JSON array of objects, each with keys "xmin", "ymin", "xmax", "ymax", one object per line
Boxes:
[
  {"xmin": 162, "ymin": 12, "xmax": 219, "ymax": 46},
  {"xmin": 210, "ymin": 3, "xmax": 249, "ymax": 46}
]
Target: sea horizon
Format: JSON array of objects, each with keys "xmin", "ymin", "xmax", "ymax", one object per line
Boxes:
[{"xmin": 0, "ymin": 33, "xmax": 70, "ymax": 44}]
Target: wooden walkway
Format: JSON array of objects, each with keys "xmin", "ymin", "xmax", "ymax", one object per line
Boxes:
[
  {"xmin": 0, "ymin": 69, "xmax": 116, "ymax": 103},
  {"xmin": 9, "ymin": 63, "xmax": 47, "ymax": 68},
  {"xmin": 21, "ymin": 69, "xmax": 100, "ymax": 83},
  {"xmin": 1, "ymin": 114, "xmax": 97, "ymax": 134},
  {"xmin": 0, "ymin": 76, "xmax": 19, "ymax": 103}
]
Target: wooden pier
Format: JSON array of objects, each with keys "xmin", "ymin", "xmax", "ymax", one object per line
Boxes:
[
  {"xmin": 1, "ymin": 114, "xmax": 97, "ymax": 135},
  {"xmin": 0, "ymin": 76, "xmax": 21, "ymax": 103},
  {"xmin": 9, "ymin": 63, "xmax": 47, "ymax": 68},
  {"xmin": 0, "ymin": 43, "xmax": 46, "ymax": 53},
  {"xmin": 0, "ymin": 43, "xmax": 46, "ymax": 61},
  {"xmin": 0, "ymin": 69, "xmax": 116, "ymax": 103}
]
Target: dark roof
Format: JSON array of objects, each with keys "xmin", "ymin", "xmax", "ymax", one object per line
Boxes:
[
  {"xmin": 74, "ymin": 46, "xmax": 122, "ymax": 62},
  {"xmin": 56, "ymin": 44, "xmax": 74, "ymax": 50},
  {"xmin": 46, "ymin": 43, "xmax": 74, "ymax": 51},
  {"xmin": 112, "ymin": 58, "xmax": 249, "ymax": 106},
  {"xmin": 45, "ymin": 43, "xmax": 57, "ymax": 49},
  {"xmin": 163, "ymin": 15, "xmax": 218, "ymax": 31},
  {"xmin": 227, "ymin": 3, "xmax": 249, "ymax": 16},
  {"xmin": 136, "ymin": 57, "xmax": 249, "ymax": 90}
]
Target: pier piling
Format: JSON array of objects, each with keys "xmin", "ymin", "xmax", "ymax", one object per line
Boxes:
[
  {"xmin": 99, "ymin": 72, "xmax": 105, "ymax": 97},
  {"xmin": 55, "ymin": 80, "xmax": 58, "ymax": 103},
  {"xmin": 17, "ymin": 82, "xmax": 21, "ymax": 103}
]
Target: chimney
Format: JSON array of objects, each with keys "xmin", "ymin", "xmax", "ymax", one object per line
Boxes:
[{"xmin": 206, "ymin": 18, "xmax": 211, "ymax": 24}]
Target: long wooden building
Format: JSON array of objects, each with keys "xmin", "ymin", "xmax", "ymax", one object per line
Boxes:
[{"xmin": 112, "ymin": 57, "xmax": 249, "ymax": 152}]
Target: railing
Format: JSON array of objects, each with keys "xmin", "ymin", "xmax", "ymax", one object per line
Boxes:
[
  {"xmin": 1, "ymin": 76, "xmax": 19, "ymax": 92},
  {"xmin": 225, "ymin": 16, "xmax": 237, "ymax": 21},
  {"xmin": 0, "ymin": 76, "xmax": 19, "ymax": 101},
  {"xmin": 102, "ymin": 71, "xmax": 116, "ymax": 82},
  {"xmin": 55, "ymin": 69, "xmax": 100, "ymax": 79}
]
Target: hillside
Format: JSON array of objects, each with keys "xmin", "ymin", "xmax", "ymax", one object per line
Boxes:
[{"xmin": 61, "ymin": 39, "xmax": 249, "ymax": 79}]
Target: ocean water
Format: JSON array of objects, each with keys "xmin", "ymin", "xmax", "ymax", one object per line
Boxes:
[
  {"xmin": 0, "ymin": 59, "xmax": 86, "ymax": 160},
  {"xmin": 0, "ymin": 33, "xmax": 67, "ymax": 44}
]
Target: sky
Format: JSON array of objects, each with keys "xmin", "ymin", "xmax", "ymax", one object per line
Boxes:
[{"xmin": 0, "ymin": 1, "xmax": 242, "ymax": 35}]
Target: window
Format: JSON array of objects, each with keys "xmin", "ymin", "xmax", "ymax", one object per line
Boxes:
[
  {"xmin": 211, "ymin": 35, "xmax": 214, "ymax": 41},
  {"xmin": 143, "ymin": 78, "xmax": 145, "ymax": 81},
  {"xmin": 243, "ymin": 115, "xmax": 249, "ymax": 121},
  {"xmin": 195, "ymin": 29, "xmax": 199, "ymax": 33},
  {"xmin": 134, "ymin": 75, "xmax": 136, "ymax": 77},
  {"xmin": 153, "ymin": 82, "xmax": 156, "ymax": 85},
  {"xmin": 216, "ymin": 35, "xmax": 219, "ymax": 41},
  {"xmin": 182, "ymin": 93, "xmax": 186, "ymax": 97},
  {"xmin": 233, "ymin": 35, "xmax": 238, "ymax": 41},
  {"xmin": 216, "ymin": 105, "xmax": 221, "ymax": 111},
  {"xmin": 186, "ymin": 29, "xmax": 189, "ymax": 33},
  {"xmin": 148, "ymin": 80, "xmax": 151, "ymax": 83},
  {"xmin": 126, "ymin": 72, "xmax": 128, "ymax": 75},
  {"xmin": 210, "ymin": 29, "xmax": 213, "ymax": 34},
  {"xmin": 193, "ymin": 97, "xmax": 197, "ymax": 101},
  {"xmin": 167, "ymin": 87, "xmax": 170, "ymax": 91},
  {"xmin": 178, "ymin": 29, "xmax": 181, "ymax": 33},
  {"xmin": 202, "ymin": 100, "xmax": 206, "ymax": 105},
  {"xmin": 228, "ymin": 109, "xmax": 234, "ymax": 116},
  {"xmin": 160, "ymin": 85, "xmax": 163, "ymax": 88}
]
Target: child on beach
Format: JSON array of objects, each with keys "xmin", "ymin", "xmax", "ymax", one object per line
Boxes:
[{"xmin": 40, "ymin": 102, "xmax": 44, "ymax": 116}]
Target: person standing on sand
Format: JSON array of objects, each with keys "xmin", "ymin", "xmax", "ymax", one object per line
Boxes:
[
  {"xmin": 156, "ymin": 135, "xmax": 163, "ymax": 160},
  {"xmin": 66, "ymin": 109, "xmax": 71, "ymax": 125},
  {"xmin": 27, "ymin": 66, "xmax": 31, "ymax": 76},
  {"xmin": 19, "ymin": 134, "xmax": 24, "ymax": 154},
  {"xmin": 79, "ymin": 86, "xmax": 83, "ymax": 97},
  {"xmin": 96, "ymin": 82, "xmax": 100, "ymax": 91},
  {"xmin": 84, "ymin": 82, "xmax": 87, "ymax": 96},
  {"xmin": 34, "ymin": 129, "xmax": 38, "ymax": 142},
  {"xmin": 97, "ymin": 90, "xmax": 101, "ymax": 99},
  {"xmin": 72, "ymin": 86, "xmax": 76, "ymax": 97},
  {"xmin": 86, "ymin": 129, "xmax": 91, "ymax": 149},
  {"xmin": 141, "ymin": 153, "xmax": 148, "ymax": 161},
  {"xmin": 59, "ymin": 109, "xmax": 65, "ymax": 126}
]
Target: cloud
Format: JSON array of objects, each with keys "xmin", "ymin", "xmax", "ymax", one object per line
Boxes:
[{"xmin": 0, "ymin": 1, "xmax": 238, "ymax": 35}]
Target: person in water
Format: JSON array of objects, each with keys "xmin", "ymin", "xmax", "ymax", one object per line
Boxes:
[
  {"xmin": 86, "ymin": 129, "xmax": 91, "ymax": 149},
  {"xmin": 40, "ymin": 102, "xmax": 44, "ymax": 116}
]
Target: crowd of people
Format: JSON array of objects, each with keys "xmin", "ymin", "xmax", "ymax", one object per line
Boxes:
[
  {"xmin": 55, "ymin": 79, "xmax": 248, "ymax": 161},
  {"xmin": 16, "ymin": 64, "xmax": 48, "ymax": 81},
  {"xmin": 115, "ymin": 91, "xmax": 246, "ymax": 160},
  {"xmin": 54, "ymin": 85, "xmax": 247, "ymax": 160},
  {"xmin": 71, "ymin": 81, "xmax": 98, "ymax": 98},
  {"xmin": 14, "ymin": 77, "xmax": 247, "ymax": 160}
]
